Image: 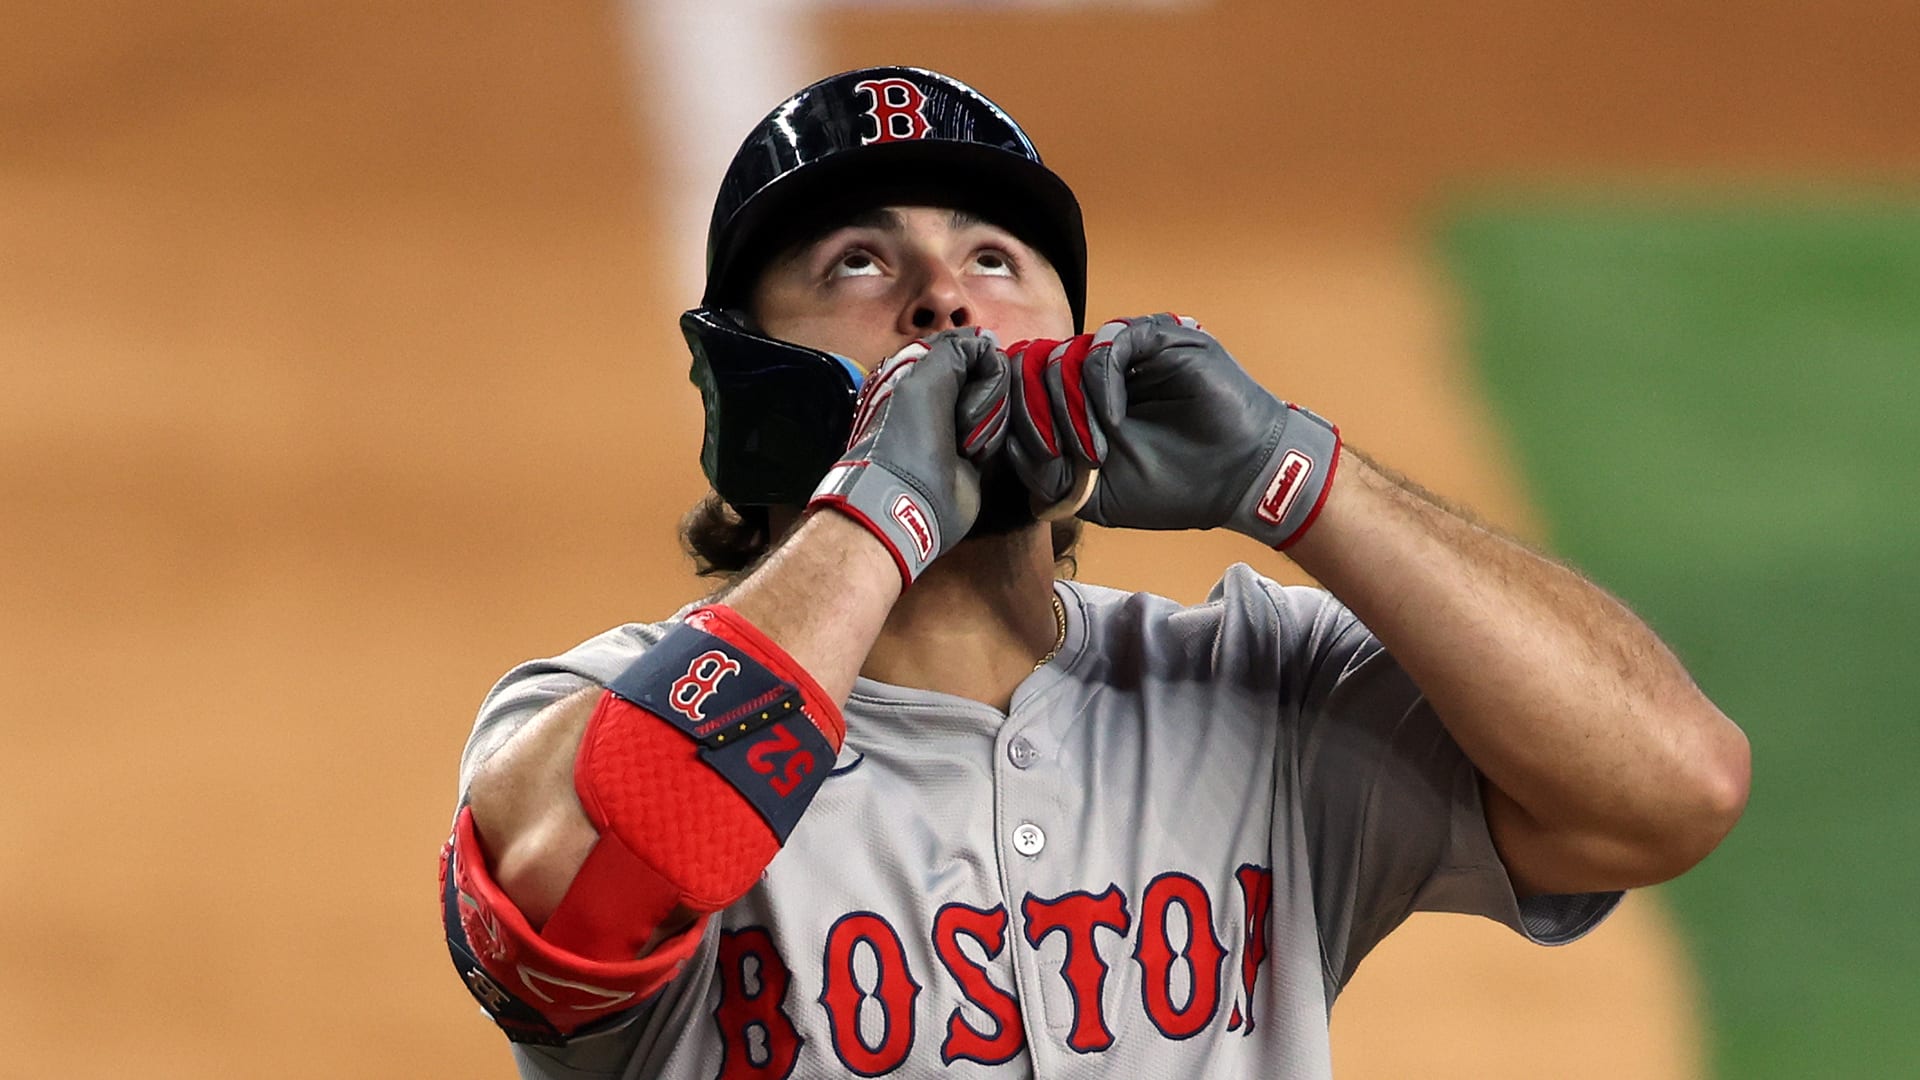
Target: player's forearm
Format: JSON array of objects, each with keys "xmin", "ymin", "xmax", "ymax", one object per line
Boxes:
[
  {"xmin": 1285, "ymin": 451, "xmax": 1751, "ymax": 887},
  {"xmin": 466, "ymin": 509, "xmax": 901, "ymax": 924},
  {"xmin": 718, "ymin": 508, "xmax": 904, "ymax": 703}
]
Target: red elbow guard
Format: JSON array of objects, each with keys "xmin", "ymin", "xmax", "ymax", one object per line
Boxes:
[
  {"xmin": 440, "ymin": 606, "xmax": 843, "ymax": 1044},
  {"xmin": 573, "ymin": 603, "xmax": 846, "ymax": 913}
]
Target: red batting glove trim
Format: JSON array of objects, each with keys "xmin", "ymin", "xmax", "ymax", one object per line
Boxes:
[
  {"xmin": 847, "ymin": 350, "xmax": 922, "ymax": 445},
  {"xmin": 964, "ymin": 394, "xmax": 1008, "ymax": 453},
  {"xmin": 1052, "ymin": 334, "xmax": 1099, "ymax": 457},
  {"xmin": 1013, "ymin": 338, "xmax": 1063, "ymax": 455},
  {"xmin": 808, "ymin": 494, "xmax": 915, "ymax": 591},
  {"xmin": 1274, "ymin": 433, "xmax": 1342, "ymax": 551}
]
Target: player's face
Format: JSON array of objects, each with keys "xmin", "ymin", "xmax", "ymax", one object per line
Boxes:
[
  {"xmin": 749, "ymin": 205, "xmax": 1076, "ymax": 367},
  {"xmin": 752, "ymin": 205, "xmax": 1073, "ymax": 538}
]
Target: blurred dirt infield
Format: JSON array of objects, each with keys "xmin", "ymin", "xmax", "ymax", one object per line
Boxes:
[{"xmin": 3, "ymin": 3, "xmax": 1914, "ymax": 1077}]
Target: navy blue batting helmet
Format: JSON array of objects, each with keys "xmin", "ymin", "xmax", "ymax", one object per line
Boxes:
[{"xmin": 702, "ymin": 66, "xmax": 1087, "ymax": 330}]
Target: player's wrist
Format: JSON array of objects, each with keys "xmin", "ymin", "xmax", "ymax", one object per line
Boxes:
[
  {"xmin": 1228, "ymin": 403, "xmax": 1342, "ymax": 550},
  {"xmin": 800, "ymin": 331, "xmax": 1006, "ymax": 588},
  {"xmin": 807, "ymin": 464, "xmax": 949, "ymax": 587},
  {"xmin": 795, "ymin": 502, "xmax": 914, "ymax": 585},
  {"xmin": 726, "ymin": 508, "xmax": 905, "ymax": 652},
  {"xmin": 1265, "ymin": 439, "xmax": 1370, "ymax": 571}
]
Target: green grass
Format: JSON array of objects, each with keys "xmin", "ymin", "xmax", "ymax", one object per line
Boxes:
[{"xmin": 1444, "ymin": 198, "xmax": 1920, "ymax": 1080}]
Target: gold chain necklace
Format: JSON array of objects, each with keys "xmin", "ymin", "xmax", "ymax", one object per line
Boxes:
[{"xmin": 1033, "ymin": 593, "xmax": 1068, "ymax": 672}]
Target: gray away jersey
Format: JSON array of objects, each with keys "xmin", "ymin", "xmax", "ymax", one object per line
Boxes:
[{"xmin": 456, "ymin": 564, "xmax": 1620, "ymax": 1080}]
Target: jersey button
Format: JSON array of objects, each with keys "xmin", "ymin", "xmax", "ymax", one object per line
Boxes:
[
  {"xmin": 1008, "ymin": 736, "xmax": 1039, "ymax": 769},
  {"xmin": 1012, "ymin": 822, "xmax": 1046, "ymax": 856}
]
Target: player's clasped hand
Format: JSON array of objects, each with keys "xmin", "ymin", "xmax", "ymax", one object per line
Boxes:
[
  {"xmin": 1004, "ymin": 313, "xmax": 1344, "ymax": 549},
  {"xmin": 808, "ymin": 327, "xmax": 1011, "ymax": 584}
]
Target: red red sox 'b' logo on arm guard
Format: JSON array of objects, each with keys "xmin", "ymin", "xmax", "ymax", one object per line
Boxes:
[
  {"xmin": 669, "ymin": 650, "xmax": 743, "ymax": 723},
  {"xmin": 855, "ymin": 78, "xmax": 931, "ymax": 143}
]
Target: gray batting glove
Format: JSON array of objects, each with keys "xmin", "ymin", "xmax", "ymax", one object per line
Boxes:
[
  {"xmin": 1005, "ymin": 314, "xmax": 1342, "ymax": 549},
  {"xmin": 808, "ymin": 328, "xmax": 1011, "ymax": 585}
]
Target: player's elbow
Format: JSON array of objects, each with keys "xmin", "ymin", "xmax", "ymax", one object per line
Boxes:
[
  {"xmin": 468, "ymin": 787, "xmax": 597, "ymax": 928},
  {"xmin": 1693, "ymin": 721, "xmax": 1752, "ymax": 849},
  {"xmin": 463, "ymin": 689, "xmax": 605, "ymax": 926},
  {"xmin": 1645, "ymin": 711, "xmax": 1752, "ymax": 883}
]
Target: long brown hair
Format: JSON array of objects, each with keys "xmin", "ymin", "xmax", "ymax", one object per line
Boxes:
[{"xmin": 679, "ymin": 491, "xmax": 1081, "ymax": 580}]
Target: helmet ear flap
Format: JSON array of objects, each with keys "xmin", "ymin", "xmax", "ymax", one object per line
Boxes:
[
  {"xmin": 708, "ymin": 307, "xmax": 866, "ymax": 386},
  {"xmin": 682, "ymin": 307, "xmax": 864, "ymax": 508}
]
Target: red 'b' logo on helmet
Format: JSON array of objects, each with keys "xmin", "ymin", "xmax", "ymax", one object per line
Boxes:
[{"xmin": 854, "ymin": 78, "xmax": 931, "ymax": 144}]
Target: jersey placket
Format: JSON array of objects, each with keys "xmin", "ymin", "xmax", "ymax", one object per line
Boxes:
[{"xmin": 991, "ymin": 584, "xmax": 1105, "ymax": 1076}]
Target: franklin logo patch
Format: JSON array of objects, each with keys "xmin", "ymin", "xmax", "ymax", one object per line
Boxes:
[
  {"xmin": 891, "ymin": 494, "xmax": 935, "ymax": 559},
  {"xmin": 1256, "ymin": 450, "xmax": 1314, "ymax": 525}
]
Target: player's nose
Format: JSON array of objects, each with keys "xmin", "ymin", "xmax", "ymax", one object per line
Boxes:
[{"xmin": 898, "ymin": 258, "xmax": 971, "ymax": 336}]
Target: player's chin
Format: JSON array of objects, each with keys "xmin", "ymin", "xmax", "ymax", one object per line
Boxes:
[{"xmin": 966, "ymin": 458, "xmax": 1039, "ymax": 539}]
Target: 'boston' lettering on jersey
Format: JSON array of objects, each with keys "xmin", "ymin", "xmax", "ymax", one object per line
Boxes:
[{"xmin": 709, "ymin": 865, "xmax": 1274, "ymax": 1077}]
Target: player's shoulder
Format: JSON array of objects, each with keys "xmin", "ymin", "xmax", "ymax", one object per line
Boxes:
[
  {"xmin": 483, "ymin": 601, "xmax": 701, "ymax": 698},
  {"xmin": 460, "ymin": 605, "xmax": 702, "ymax": 792},
  {"xmin": 1062, "ymin": 563, "xmax": 1361, "ymax": 669}
]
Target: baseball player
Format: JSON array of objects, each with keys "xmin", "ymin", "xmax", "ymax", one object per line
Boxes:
[{"xmin": 440, "ymin": 67, "xmax": 1750, "ymax": 1079}]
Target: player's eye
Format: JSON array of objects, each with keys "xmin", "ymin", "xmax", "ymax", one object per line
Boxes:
[
  {"xmin": 827, "ymin": 249, "xmax": 883, "ymax": 279},
  {"xmin": 971, "ymin": 248, "xmax": 1016, "ymax": 277}
]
